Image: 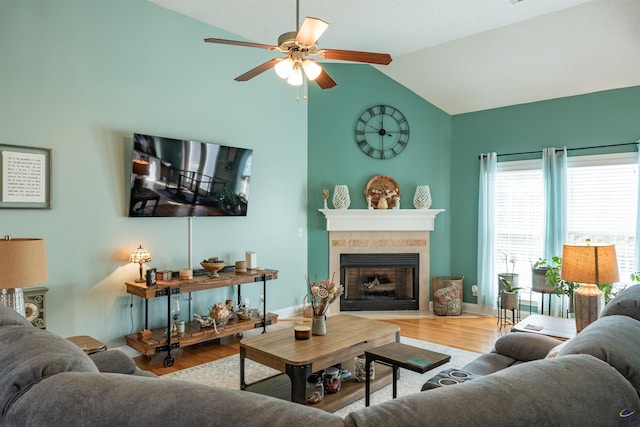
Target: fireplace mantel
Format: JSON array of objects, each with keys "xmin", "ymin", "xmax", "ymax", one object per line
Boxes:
[{"xmin": 319, "ymin": 209, "xmax": 445, "ymax": 231}]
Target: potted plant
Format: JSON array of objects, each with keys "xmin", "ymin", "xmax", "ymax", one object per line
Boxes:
[
  {"xmin": 534, "ymin": 256, "xmax": 579, "ymax": 314},
  {"xmin": 499, "ymin": 253, "xmax": 521, "ymax": 310}
]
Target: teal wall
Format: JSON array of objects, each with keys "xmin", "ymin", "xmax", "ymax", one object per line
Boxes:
[
  {"xmin": 451, "ymin": 86, "xmax": 640, "ymax": 302},
  {"xmin": 307, "ymin": 63, "xmax": 453, "ymax": 282},
  {"xmin": 1, "ymin": 0, "xmax": 309, "ymax": 348}
]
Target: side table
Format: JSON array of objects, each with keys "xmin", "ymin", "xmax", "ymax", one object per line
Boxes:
[
  {"xmin": 364, "ymin": 342, "xmax": 450, "ymax": 406},
  {"xmin": 67, "ymin": 335, "xmax": 107, "ymax": 354},
  {"xmin": 512, "ymin": 314, "xmax": 576, "ymax": 341}
]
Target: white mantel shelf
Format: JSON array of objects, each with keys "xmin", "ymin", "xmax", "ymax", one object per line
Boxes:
[{"xmin": 319, "ymin": 209, "xmax": 445, "ymax": 231}]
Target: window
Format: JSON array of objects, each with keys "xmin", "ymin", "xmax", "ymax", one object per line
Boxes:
[
  {"xmin": 495, "ymin": 152, "xmax": 638, "ymax": 289},
  {"xmin": 566, "ymin": 153, "xmax": 638, "ymax": 280},
  {"xmin": 495, "ymin": 160, "xmax": 543, "ymax": 289}
]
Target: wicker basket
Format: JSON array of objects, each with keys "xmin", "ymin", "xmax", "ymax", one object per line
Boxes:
[{"xmin": 302, "ymin": 294, "xmax": 314, "ymax": 318}]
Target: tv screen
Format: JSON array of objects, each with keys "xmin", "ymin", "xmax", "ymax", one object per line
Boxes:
[{"xmin": 128, "ymin": 133, "xmax": 253, "ymax": 217}]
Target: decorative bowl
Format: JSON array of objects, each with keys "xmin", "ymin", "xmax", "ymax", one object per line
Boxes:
[
  {"xmin": 236, "ymin": 311, "xmax": 252, "ymax": 320},
  {"xmin": 200, "ymin": 261, "xmax": 226, "ymax": 277}
]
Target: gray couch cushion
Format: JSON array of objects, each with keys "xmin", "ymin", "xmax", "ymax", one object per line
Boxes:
[
  {"xmin": 600, "ymin": 285, "xmax": 640, "ymax": 321},
  {"xmin": 0, "ymin": 324, "xmax": 98, "ymax": 420},
  {"xmin": 0, "ymin": 305, "xmax": 33, "ymax": 327},
  {"xmin": 557, "ymin": 315, "xmax": 640, "ymax": 396},
  {"xmin": 4, "ymin": 372, "xmax": 345, "ymax": 427},
  {"xmin": 494, "ymin": 332, "xmax": 563, "ymax": 362},
  {"xmin": 346, "ymin": 354, "xmax": 640, "ymax": 427},
  {"xmin": 461, "ymin": 352, "xmax": 517, "ymax": 376}
]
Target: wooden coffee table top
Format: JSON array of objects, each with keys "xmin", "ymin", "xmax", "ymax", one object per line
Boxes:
[
  {"xmin": 512, "ymin": 314, "xmax": 576, "ymax": 340},
  {"xmin": 240, "ymin": 314, "xmax": 399, "ymax": 371}
]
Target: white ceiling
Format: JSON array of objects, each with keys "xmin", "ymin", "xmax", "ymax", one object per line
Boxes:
[{"xmin": 148, "ymin": 0, "xmax": 640, "ymax": 114}]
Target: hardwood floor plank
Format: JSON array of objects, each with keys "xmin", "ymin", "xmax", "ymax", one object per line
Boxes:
[{"xmin": 133, "ymin": 315, "xmax": 502, "ymax": 376}]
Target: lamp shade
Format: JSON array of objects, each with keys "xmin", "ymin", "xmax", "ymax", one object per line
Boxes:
[
  {"xmin": 0, "ymin": 237, "xmax": 48, "ymax": 289},
  {"xmin": 561, "ymin": 243, "xmax": 619, "ymax": 284},
  {"xmin": 132, "ymin": 160, "xmax": 150, "ymax": 176},
  {"xmin": 129, "ymin": 245, "xmax": 152, "ymax": 264}
]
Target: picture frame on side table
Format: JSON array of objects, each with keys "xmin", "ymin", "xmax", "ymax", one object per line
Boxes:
[{"xmin": 0, "ymin": 143, "xmax": 52, "ymax": 209}]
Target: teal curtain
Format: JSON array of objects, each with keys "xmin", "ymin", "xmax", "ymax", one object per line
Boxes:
[
  {"xmin": 477, "ymin": 153, "xmax": 498, "ymax": 309},
  {"xmin": 542, "ymin": 147, "xmax": 567, "ymax": 316}
]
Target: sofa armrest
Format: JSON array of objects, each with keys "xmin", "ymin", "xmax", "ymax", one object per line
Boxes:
[
  {"xmin": 494, "ymin": 332, "xmax": 562, "ymax": 362},
  {"xmin": 89, "ymin": 350, "xmax": 156, "ymax": 377}
]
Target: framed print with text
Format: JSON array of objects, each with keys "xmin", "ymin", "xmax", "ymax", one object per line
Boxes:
[{"xmin": 0, "ymin": 144, "xmax": 52, "ymax": 209}]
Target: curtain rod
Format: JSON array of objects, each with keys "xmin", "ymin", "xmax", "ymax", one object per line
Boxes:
[{"xmin": 478, "ymin": 141, "xmax": 639, "ymax": 159}]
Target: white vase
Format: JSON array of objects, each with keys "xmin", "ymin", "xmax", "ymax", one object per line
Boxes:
[
  {"xmin": 332, "ymin": 185, "xmax": 351, "ymax": 209},
  {"xmin": 413, "ymin": 185, "xmax": 432, "ymax": 209}
]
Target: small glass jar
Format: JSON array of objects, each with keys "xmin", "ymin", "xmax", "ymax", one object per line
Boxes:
[
  {"xmin": 354, "ymin": 355, "xmax": 375, "ymax": 382},
  {"xmin": 306, "ymin": 374, "xmax": 324, "ymax": 404},
  {"xmin": 175, "ymin": 320, "xmax": 185, "ymax": 333},
  {"xmin": 322, "ymin": 366, "xmax": 342, "ymax": 394}
]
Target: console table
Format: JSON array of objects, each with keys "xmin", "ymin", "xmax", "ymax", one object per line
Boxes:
[{"xmin": 125, "ymin": 269, "xmax": 278, "ymax": 367}]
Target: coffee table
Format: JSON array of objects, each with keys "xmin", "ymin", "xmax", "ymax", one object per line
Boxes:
[
  {"xmin": 240, "ymin": 314, "xmax": 400, "ymax": 411},
  {"xmin": 512, "ymin": 314, "xmax": 576, "ymax": 340}
]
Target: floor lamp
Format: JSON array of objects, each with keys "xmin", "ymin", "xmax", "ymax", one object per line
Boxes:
[
  {"xmin": 0, "ymin": 236, "xmax": 49, "ymax": 317},
  {"xmin": 561, "ymin": 241, "xmax": 619, "ymax": 333}
]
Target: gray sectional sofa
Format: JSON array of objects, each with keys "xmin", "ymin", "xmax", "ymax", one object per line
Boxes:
[{"xmin": 2, "ymin": 286, "xmax": 640, "ymax": 426}]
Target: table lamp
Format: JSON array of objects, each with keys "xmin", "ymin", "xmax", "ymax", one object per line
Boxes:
[
  {"xmin": 561, "ymin": 241, "xmax": 619, "ymax": 333},
  {"xmin": 0, "ymin": 236, "xmax": 49, "ymax": 317},
  {"xmin": 132, "ymin": 160, "xmax": 150, "ymax": 192},
  {"xmin": 129, "ymin": 245, "xmax": 152, "ymax": 283}
]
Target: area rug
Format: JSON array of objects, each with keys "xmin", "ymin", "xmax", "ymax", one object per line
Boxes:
[{"xmin": 162, "ymin": 336, "xmax": 481, "ymax": 417}]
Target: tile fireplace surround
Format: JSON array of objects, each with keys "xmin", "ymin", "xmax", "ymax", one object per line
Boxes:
[{"xmin": 319, "ymin": 209, "xmax": 445, "ymax": 314}]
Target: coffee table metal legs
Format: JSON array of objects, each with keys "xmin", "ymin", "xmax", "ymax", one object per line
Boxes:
[{"xmin": 286, "ymin": 363, "xmax": 312, "ymax": 404}]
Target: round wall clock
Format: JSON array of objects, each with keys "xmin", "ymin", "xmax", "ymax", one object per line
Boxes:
[{"xmin": 354, "ymin": 104, "xmax": 410, "ymax": 159}]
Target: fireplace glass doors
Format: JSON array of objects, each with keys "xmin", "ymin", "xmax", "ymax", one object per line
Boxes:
[{"xmin": 340, "ymin": 253, "xmax": 419, "ymax": 311}]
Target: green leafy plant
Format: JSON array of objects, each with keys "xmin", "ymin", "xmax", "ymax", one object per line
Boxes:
[
  {"xmin": 499, "ymin": 277, "xmax": 522, "ymax": 292},
  {"xmin": 533, "ymin": 256, "xmax": 579, "ymax": 305},
  {"xmin": 598, "ymin": 272, "xmax": 640, "ymax": 304}
]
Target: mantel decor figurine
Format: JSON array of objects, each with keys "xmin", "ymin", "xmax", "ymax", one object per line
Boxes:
[
  {"xmin": 364, "ymin": 175, "xmax": 401, "ymax": 209},
  {"xmin": 305, "ymin": 274, "xmax": 343, "ymax": 336}
]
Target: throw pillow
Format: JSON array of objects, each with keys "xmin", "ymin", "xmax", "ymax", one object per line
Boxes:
[
  {"xmin": 494, "ymin": 332, "xmax": 563, "ymax": 362},
  {"xmin": 557, "ymin": 315, "xmax": 640, "ymax": 395},
  {"xmin": 600, "ymin": 284, "xmax": 640, "ymax": 321}
]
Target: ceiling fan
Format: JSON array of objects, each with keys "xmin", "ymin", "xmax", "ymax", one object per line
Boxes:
[{"xmin": 204, "ymin": 0, "xmax": 392, "ymax": 90}]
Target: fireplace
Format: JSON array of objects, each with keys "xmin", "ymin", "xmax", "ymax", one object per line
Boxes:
[
  {"xmin": 340, "ymin": 253, "xmax": 419, "ymax": 311},
  {"xmin": 319, "ymin": 209, "xmax": 445, "ymax": 314}
]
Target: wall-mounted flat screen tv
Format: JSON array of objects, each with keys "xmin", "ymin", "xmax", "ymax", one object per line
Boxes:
[{"xmin": 128, "ymin": 133, "xmax": 253, "ymax": 217}]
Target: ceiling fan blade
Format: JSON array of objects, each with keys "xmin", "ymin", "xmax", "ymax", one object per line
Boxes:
[
  {"xmin": 204, "ymin": 37, "xmax": 277, "ymax": 51},
  {"xmin": 235, "ymin": 58, "xmax": 284, "ymax": 82},
  {"xmin": 318, "ymin": 49, "xmax": 392, "ymax": 65},
  {"xmin": 296, "ymin": 17, "xmax": 329, "ymax": 46},
  {"xmin": 314, "ymin": 68, "xmax": 337, "ymax": 89}
]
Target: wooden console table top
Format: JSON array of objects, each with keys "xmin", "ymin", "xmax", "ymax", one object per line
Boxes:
[{"xmin": 125, "ymin": 269, "xmax": 278, "ymax": 299}]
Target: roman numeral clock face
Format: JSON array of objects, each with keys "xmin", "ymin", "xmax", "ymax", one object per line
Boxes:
[{"xmin": 354, "ymin": 105, "xmax": 410, "ymax": 159}]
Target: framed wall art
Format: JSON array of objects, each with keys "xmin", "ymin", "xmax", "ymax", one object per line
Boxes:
[{"xmin": 0, "ymin": 143, "xmax": 52, "ymax": 209}]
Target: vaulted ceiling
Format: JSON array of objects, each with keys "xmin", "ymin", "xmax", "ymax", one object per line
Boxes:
[{"xmin": 148, "ymin": 0, "xmax": 640, "ymax": 114}]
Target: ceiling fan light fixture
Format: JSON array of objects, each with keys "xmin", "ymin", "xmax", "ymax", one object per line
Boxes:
[
  {"xmin": 287, "ymin": 66, "xmax": 303, "ymax": 86},
  {"xmin": 274, "ymin": 57, "xmax": 295, "ymax": 79},
  {"xmin": 302, "ymin": 59, "xmax": 322, "ymax": 81}
]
